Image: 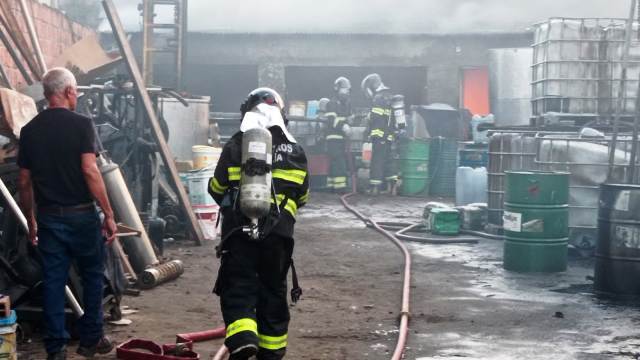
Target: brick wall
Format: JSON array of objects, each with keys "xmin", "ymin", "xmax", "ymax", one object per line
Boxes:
[{"xmin": 0, "ymin": 0, "xmax": 94, "ymax": 89}]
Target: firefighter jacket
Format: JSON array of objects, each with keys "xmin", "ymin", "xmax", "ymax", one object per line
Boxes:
[
  {"xmin": 208, "ymin": 128, "xmax": 310, "ymax": 238},
  {"xmin": 368, "ymin": 89, "xmax": 397, "ymax": 143},
  {"xmin": 325, "ymin": 98, "xmax": 352, "ymax": 141}
]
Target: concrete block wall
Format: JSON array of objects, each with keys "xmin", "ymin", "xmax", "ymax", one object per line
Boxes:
[{"xmin": 0, "ymin": 0, "xmax": 93, "ymax": 89}]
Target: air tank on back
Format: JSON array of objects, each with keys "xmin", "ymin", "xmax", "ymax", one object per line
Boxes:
[{"xmin": 240, "ymin": 127, "xmax": 273, "ymax": 223}]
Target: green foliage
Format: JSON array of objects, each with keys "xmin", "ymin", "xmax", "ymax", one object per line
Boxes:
[{"xmin": 58, "ymin": 0, "xmax": 103, "ymax": 29}]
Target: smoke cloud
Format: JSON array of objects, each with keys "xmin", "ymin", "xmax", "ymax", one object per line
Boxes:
[{"xmin": 110, "ymin": 0, "xmax": 627, "ymax": 33}]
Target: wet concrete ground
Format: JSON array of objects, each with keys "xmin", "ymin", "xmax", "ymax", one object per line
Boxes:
[
  {"xmin": 340, "ymin": 195, "xmax": 640, "ymax": 359},
  {"xmin": 19, "ymin": 194, "xmax": 640, "ymax": 359}
]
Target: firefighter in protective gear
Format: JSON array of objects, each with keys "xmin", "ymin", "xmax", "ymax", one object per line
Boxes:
[
  {"xmin": 324, "ymin": 77, "xmax": 352, "ymax": 192},
  {"xmin": 361, "ymin": 73, "xmax": 404, "ymax": 194},
  {"xmin": 208, "ymin": 88, "xmax": 309, "ymax": 360}
]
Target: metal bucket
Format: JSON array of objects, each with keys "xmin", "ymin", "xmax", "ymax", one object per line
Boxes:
[
  {"xmin": 594, "ymin": 183, "xmax": 640, "ymax": 296},
  {"xmin": 503, "ymin": 171, "xmax": 569, "ymax": 273}
]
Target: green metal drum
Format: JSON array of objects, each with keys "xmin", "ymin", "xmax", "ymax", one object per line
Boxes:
[
  {"xmin": 503, "ymin": 171, "xmax": 569, "ymax": 272},
  {"xmin": 399, "ymin": 140, "xmax": 430, "ymax": 196}
]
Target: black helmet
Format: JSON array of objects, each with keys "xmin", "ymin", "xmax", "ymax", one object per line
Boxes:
[
  {"xmin": 240, "ymin": 87, "xmax": 284, "ymax": 116},
  {"xmin": 361, "ymin": 73, "xmax": 388, "ymax": 100}
]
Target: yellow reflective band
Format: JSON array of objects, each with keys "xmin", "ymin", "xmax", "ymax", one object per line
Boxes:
[
  {"xmin": 273, "ymin": 169, "xmax": 307, "ymax": 185},
  {"xmin": 386, "ymin": 175, "xmax": 399, "ymax": 181},
  {"xmin": 334, "ymin": 176, "xmax": 347, "ymax": 183},
  {"xmin": 370, "ymin": 179, "xmax": 383, "ymax": 185},
  {"xmin": 228, "ymin": 167, "xmax": 241, "ymax": 181},
  {"xmin": 324, "ymin": 112, "xmax": 337, "ymax": 118},
  {"xmin": 371, "ymin": 107, "xmax": 391, "ymax": 116},
  {"xmin": 271, "ymin": 194, "xmax": 298, "ymax": 217},
  {"xmin": 226, "ymin": 318, "xmax": 257, "ymax": 339},
  {"xmin": 299, "ymin": 190, "xmax": 310, "ymax": 204},
  {"xmin": 209, "ymin": 177, "xmax": 227, "ymax": 195},
  {"xmin": 334, "ymin": 117, "xmax": 346, "ymax": 128},
  {"xmin": 258, "ymin": 333, "xmax": 288, "ymax": 350},
  {"xmin": 370, "ymin": 129, "xmax": 385, "ymax": 138},
  {"xmin": 326, "ymin": 135, "xmax": 344, "ymax": 140}
]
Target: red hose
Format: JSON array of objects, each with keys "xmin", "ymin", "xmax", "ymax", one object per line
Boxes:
[
  {"xmin": 340, "ymin": 192, "xmax": 411, "ymax": 360},
  {"xmin": 176, "ymin": 327, "xmax": 226, "ymax": 344}
]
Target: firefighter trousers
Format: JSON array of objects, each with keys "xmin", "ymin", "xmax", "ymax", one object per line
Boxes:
[
  {"xmin": 326, "ymin": 138, "xmax": 348, "ymax": 191},
  {"xmin": 215, "ymin": 232, "xmax": 293, "ymax": 360},
  {"xmin": 370, "ymin": 139, "xmax": 398, "ymax": 190}
]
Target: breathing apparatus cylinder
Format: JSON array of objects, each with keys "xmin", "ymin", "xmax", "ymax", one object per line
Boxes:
[
  {"xmin": 392, "ymin": 94, "xmax": 407, "ymax": 129},
  {"xmin": 239, "ymin": 128, "xmax": 273, "ymax": 237}
]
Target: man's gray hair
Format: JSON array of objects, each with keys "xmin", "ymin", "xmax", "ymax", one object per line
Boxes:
[{"xmin": 42, "ymin": 67, "xmax": 77, "ymax": 98}]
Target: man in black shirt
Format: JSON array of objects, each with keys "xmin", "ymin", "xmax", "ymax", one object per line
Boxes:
[{"xmin": 18, "ymin": 68, "xmax": 117, "ymax": 360}]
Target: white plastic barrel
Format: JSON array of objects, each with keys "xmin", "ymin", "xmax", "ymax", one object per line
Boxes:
[
  {"xmin": 193, "ymin": 205, "xmax": 219, "ymax": 241},
  {"xmin": 187, "ymin": 169, "xmax": 216, "ymax": 206},
  {"xmin": 192, "ymin": 145, "xmax": 222, "ymax": 170}
]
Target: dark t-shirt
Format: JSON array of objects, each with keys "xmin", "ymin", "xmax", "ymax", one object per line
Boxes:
[{"xmin": 18, "ymin": 108, "xmax": 97, "ymax": 207}]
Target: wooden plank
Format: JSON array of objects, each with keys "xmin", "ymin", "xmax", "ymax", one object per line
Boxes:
[
  {"xmin": 113, "ymin": 239, "xmax": 138, "ymax": 282},
  {"xmin": 102, "ymin": 0, "xmax": 204, "ymax": 245}
]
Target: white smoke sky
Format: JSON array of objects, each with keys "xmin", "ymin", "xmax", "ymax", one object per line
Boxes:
[{"xmin": 109, "ymin": 0, "xmax": 628, "ymax": 33}]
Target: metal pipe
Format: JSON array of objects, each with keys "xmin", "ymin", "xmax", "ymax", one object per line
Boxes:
[
  {"xmin": 139, "ymin": 260, "xmax": 184, "ymax": 289},
  {"xmin": 18, "ymin": 0, "xmax": 47, "ymax": 74},
  {"xmin": 0, "ymin": 22, "xmax": 33, "ymax": 85},
  {"xmin": 0, "ymin": 178, "xmax": 84, "ymax": 317},
  {"xmin": 608, "ymin": 0, "xmax": 638, "ymax": 180},
  {"xmin": 99, "ymin": 157, "xmax": 159, "ymax": 273}
]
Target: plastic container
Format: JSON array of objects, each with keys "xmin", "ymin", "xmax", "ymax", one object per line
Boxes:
[
  {"xmin": 187, "ymin": 169, "xmax": 216, "ymax": 206},
  {"xmin": 456, "ymin": 167, "xmax": 488, "ymax": 206},
  {"xmin": 430, "ymin": 208, "xmax": 460, "ymax": 235},
  {"xmin": 362, "ymin": 143, "xmax": 372, "ymax": 164},
  {"xmin": 192, "ymin": 146, "xmax": 222, "ymax": 170},
  {"xmin": 288, "ymin": 101, "xmax": 307, "ymax": 117},
  {"xmin": 193, "ymin": 205, "xmax": 219, "ymax": 241},
  {"xmin": 0, "ymin": 310, "xmax": 17, "ymax": 360},
  {"xmin": 470, "ymin": 114, "xmax": 494, "ymax": 143},
  {"xmin": 306, "ymin": 100, "xmax": 319, "ymax": 118}
]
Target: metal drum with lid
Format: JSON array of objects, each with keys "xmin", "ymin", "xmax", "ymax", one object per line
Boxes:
[
  {"xmin": 595, "ymin": 184, "xmax": 640, "ymax": 296},
  {"xmin": 503, "ymin": 171, "xmax": 569, "ymax": 272}
]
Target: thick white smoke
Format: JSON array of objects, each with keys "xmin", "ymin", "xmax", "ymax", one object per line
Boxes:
[{"xmin": 110, "ymin": 0, "xmax": 627, "ymax": 33}]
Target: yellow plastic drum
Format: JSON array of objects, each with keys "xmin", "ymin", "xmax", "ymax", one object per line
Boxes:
[{"xmin": 0, "ymin": 324, "xmax": 17, "ymax": 360}]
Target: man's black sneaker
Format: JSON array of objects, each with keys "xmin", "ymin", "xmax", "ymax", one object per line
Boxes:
[
  {"xmin": 46, "ymin": 347, "xmax": 67, "ymax": 360},
  {"xmin": 76, "ymin": 336, "xmax": 115, "ymax": 358},
  {"xmin": 229, "ymin": 343, "xmax": 258, "ymax": 360}
]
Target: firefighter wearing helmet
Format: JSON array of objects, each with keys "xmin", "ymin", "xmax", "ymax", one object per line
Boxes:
[
  {"xmin": 208, "ymin": 88, "xmax": 309, "ymax": 360},
  {"xmin": 323, "ymin": 76, "xmax": 353, "ymax": 192},
  {"xmin": 361, "ymin": 73, "xmax": 405, "ymax": 195}
]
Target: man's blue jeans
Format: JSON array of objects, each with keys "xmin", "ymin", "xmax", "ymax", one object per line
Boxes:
[{"xmin": 37, "ymin": 209, "xmax": 105, "ymax": 354}]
